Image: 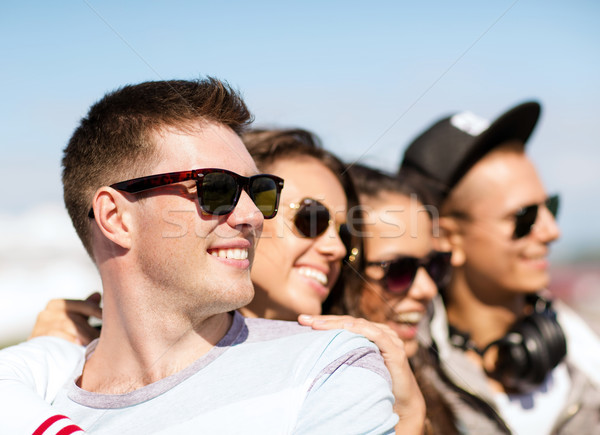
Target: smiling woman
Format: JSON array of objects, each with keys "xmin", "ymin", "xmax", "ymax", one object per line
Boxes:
[
  {"xmin": 240, "ymin": 128, "xmax": 357, "ymax": 321},
  {"xmin": 319, "ymin": 163, "xmax": 459, "ymax": 434}
]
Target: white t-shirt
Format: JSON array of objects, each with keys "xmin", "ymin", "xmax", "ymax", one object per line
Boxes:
[
  {"xmin": 494, "ymin": 362, "xmax": 571, "ymax": 435},
  {"xmin": 0, "ymin": 311, "xmax": 397, "ymax": 434}
]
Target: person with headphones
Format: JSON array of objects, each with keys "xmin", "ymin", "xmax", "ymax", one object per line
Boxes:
[{"xmin": 399, "ymin": 101, "xmax": 600, "ymax": 434}]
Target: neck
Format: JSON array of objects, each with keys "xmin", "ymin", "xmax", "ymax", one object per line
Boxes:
[
  {"xmin": 79, "ymin": 271, "xmax": 233, "ymax": 394},
  {"xmin": 239, "ymin": 306, "xmax": 258, "ymax": 318},
  {"xmin": 445, "ymin": 272, "xmax": 526, "ymax": 348}
]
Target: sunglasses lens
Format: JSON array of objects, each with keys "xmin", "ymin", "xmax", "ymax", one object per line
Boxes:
[
  {"xmin": 513, "ymin": 205, "xmax": 538, "ymax": 239},
  {"xmin": 386, "ymin": 258, "xmax": 418, "ymax": 294},
  {"xmin": 200, "ymin": 172, "xmax": 238, "ymax": 215},
  {"xmin": 294, "ymin": 200, "xmax": 330, "ymax": 238},
  {"xmin": 250, "ymin": 176, "xmax": 279, "ymax": 219},
  {"xmin": 426, "ymin": 252, "xmax": 452, "ymax": 287},
  {"xmin": 546, "ymin": 195, "xmax": 560, "ymax": 218}
]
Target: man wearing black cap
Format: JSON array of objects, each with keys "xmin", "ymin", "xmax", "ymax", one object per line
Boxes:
[{"xmin": 400, "ymin": 102, "xmax": 600, "ymax": 434}]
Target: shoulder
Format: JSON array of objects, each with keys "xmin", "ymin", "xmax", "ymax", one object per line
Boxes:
[
  {"xmin": 0, "ymin": 336, "xmax": 85, "ymax": 364},
  {"xmin": 245, "ymin": 317, "xmax": 390, "ymax": 383},
  {"xmin": 554, "ymin": 300, "xmax": 600, "ymax": 388},
  {"xmin": 243, "ymin": 316, "xmax": 313, "ymax": 340},
  {"xmin": 0, "ymin": 337, "xmax": 85, "ymax": 401},
  {"xmin": 243, "ymin": 316, "xmax": 379, "ymax": 352}
]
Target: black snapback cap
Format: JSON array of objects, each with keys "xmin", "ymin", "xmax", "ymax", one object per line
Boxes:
[{"xmin": 399, "ymin": 101, "xmax": 541, "ymax": 206}]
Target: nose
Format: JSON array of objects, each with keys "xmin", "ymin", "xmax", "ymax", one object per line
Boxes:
[
  {"xmin": 533, "ymin": 205, "xmax": 561, "ymax": 244},
  {"xmin": 227, "ymin": 190, "xmax": 264, "ymax": 232},
  {"xmin": 406, "ymin": 267, "xmax": 438, "ymax": 302},
  {"xmin": 315, "ymin": 222, "xmax": 347, "ymax": 262}
]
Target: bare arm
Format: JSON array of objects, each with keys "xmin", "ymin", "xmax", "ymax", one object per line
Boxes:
[{"xmin": 29, "ymin": 292, "xmax": 102, "ymax": 345}]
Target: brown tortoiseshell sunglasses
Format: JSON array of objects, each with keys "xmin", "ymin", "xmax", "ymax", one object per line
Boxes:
[{"xmin": 88, "ymin": 168, "xmax": 284, "ymax": 219}]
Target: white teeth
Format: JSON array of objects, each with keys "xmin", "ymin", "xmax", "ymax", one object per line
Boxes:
[
  {"xmin": 210, "ymin": 248, "xmax": 248, "ymax": 260},
  {"xmin": 395, "ymin": 312, "xmax": 423, "ymax": 324},
  {"xmin": 298, "ymin": 267, "xmax": 328, "ymax": 286}
]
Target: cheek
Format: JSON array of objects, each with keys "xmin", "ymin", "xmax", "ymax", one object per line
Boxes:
[
  {"xmin": 159, "ymin": 209, "xmax": 198, "ymax": 238},
  {"xmin": 465, "ymin": 233, "xmax": 507, "ymax": 268},
  {"xmin": 252, "ymin": 237, "xmax": 285, "ymax": 290},
  {"xmin": 253, "ymin": 232, "xmax": 304, "ymax": 289}
]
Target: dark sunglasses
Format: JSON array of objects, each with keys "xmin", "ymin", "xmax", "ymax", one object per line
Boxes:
[
  {"xmin": 290, "ymin": 198, "xmax": 337, "ymax": 238},
  {"xmin": 366, "ymin": 251, "xmax": 452, "ymax": 295},
  {"xmin": 88, "ymin": 168, "xmax": 284, "ymax": 219},
  {"xmin": 513, "ymin": 194, "xmax": 559, "ymax": 239}
]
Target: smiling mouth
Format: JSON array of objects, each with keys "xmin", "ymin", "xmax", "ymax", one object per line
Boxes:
[
  {"xmin": 395, "ymin": 311, "xmax": 423, "ymax": 324},
  {"xmin": 297, "ymin": 267, "xmax": 328, "ymax": 286},
  {"xmin": 526, "ymin": 255, "xmax": 547, "ymax": 261},
  {"xmin": 209, "ymin": 248, "xmax": 249, "ymax": 260}
]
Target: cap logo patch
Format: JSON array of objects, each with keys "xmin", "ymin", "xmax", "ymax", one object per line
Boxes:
[{"xmin": 450, "ymin": 111, "xmax": 490, "ymax": 136}]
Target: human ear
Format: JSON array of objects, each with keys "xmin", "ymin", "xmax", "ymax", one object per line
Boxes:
[
  {"xmin": 90, "ymin": 187, "xmax": 133, "ymax": 250},
  {"xmin": 438, "ymin": 216, "xmax": 466, "ymax": 267}
]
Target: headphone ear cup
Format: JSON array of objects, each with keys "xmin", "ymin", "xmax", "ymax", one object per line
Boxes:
[
  {"xmin": 530, "ymin": 310, "xmax": 567, "ymax": 370},
  {"xmin": 492, "ymin": 319, "xmax": 547, "ymax": 390},
  {"xmin": 492, "ymin": 331, "xmax": 528, "ymax": 387},
  {"xmin": 532, "ymin": 296, "xmax": 568, "ymax": 362},
  {"xmin": 492, "ymin": 312, "xmax": 567, "ymax": 392},
  {"xmin": 520, "ymin": 316, "xmax": 552, "ymax": 385}
]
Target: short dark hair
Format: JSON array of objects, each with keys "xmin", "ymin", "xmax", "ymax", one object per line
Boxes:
[
  {"xmin": 63, "ymin": 77, "xmax": 253, "ymax": 258},
  {"xmin": 350, "ymin": 163, "xmax": 436, "ymax": 208}
]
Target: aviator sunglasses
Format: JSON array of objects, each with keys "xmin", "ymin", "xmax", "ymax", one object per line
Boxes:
[
  {"xmin": 512, "ymin": 194, "xmax": 559, "ymax": 239},
  {"xmin": 88, "ymin": 168, "xmax": 284, "ymax": 219},
  {"xmin": 366, "ymin": 251, "xmax": 452, "ymax": 295}
]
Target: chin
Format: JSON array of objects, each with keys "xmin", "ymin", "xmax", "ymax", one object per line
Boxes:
[
  {"xmin": 289, "ymin": 297, "xmax": 323, "ymax": 318},
  {"xmin": 226, "ymin": 284, "xmax": 255, "ymax": 311},
  {"xmin": 404, "ymin": 340, "xmax": 419, "ymax": 359},
  {"xmin": 524, "ymin": 275, "xmax": 551, "ymax": 292}
]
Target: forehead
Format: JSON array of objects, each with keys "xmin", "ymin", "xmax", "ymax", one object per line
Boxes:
[
  {"xmin": 268, "ymin": 156, "xmax": 347, "ymax": 214},
  {"xmin": 362, "ymin": 191, "xmax": 432, "ymax": 260},
  {"xmin": 453, "ymin": 146, "xmax": 547, "ymax": 216},
  {"xmin": 149, "ymin": 121, "xmax": 259, "ymax": 176}
]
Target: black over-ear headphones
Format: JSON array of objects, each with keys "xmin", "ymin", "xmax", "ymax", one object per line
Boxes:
[{"xmin": 448, "ymin": 295, "xmax": 567, "ymax": 393}]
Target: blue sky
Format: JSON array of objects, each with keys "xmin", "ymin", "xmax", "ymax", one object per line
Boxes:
[{"xmin": 1, "ymin": 0, "xmax": 599, "ymax": 261}]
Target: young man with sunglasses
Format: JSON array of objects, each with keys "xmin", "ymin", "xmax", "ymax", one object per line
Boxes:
[
  {"xmin": 0, "ymin": 79, "xmax": 398, "ymax": 433},
  {"xmin": 400, "ymin": 101, "xmax": 600, "ymax": 434}
]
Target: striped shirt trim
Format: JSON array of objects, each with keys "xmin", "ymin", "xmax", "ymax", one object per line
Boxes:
[
  {"xmin": 307, "ymin": 346, "xmax": 392, "ymax": 392},
  {"xmin": 33, "ymin": 415, "xmax": 84, "ymax": 435}
]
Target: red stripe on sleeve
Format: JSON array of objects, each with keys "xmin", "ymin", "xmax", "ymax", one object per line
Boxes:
[
  {"xmin": 56, "ymin": 424, "xmax": 84, "ymax": 435},
  {"xmin": 32, "ymin": 415, "xmax": 69, "ymax": 435}
]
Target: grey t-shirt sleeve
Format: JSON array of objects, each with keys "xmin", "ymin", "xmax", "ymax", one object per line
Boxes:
[{"xmin": 293, "ymin": 332, "xmax": 398, "ymax": 434}]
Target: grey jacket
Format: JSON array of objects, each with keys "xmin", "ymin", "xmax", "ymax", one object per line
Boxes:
[{"xmin": 419, "ymin": 296, "xmax": 600, "ymax": 434}]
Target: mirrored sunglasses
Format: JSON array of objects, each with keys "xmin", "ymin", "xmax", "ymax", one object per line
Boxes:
[{"xmin": 88, "ymin": 168, "xmax": 284, "ymax": 219}]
